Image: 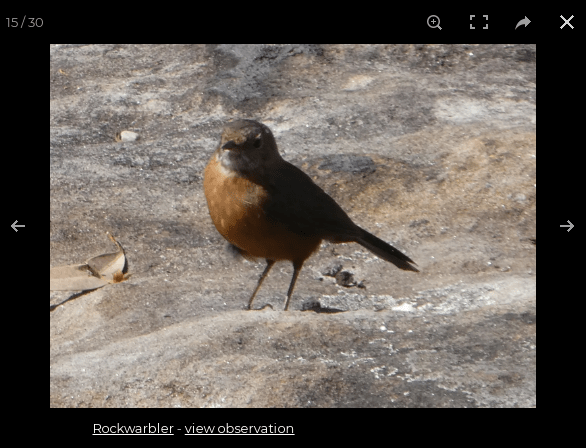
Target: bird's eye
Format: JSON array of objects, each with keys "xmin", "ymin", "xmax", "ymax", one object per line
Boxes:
[{"xmin": 253, "ymin": 137, "xmax": 262, "ymax": 148}]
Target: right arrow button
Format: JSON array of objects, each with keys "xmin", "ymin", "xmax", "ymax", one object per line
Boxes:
[{"xmin": 560, "ymin": 220, "xmax": 574, "ymax": 232}]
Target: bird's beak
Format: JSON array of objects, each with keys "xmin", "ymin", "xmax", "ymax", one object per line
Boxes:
[{"xmin": 222, "ymin": 140, "xmax": 239, "ymax": 150}]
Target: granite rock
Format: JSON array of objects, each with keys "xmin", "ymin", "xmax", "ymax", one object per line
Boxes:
[{"xmin": 50, "ymin": 44, "xmax": 536, "ymax": 407}]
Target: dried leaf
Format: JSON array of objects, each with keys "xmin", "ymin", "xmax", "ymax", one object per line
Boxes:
[
  {"xmin": 49, "ymin": 264, "xmax": 110, "ymax": 291},
  {"xmin": 50, "ymin": 233, "xmax": 128, "ymax": 291}
]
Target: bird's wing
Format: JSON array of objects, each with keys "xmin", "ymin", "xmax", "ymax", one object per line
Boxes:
[{"xmin": 262, "ymin": 161, "xmax": 359, "ymax": 241}]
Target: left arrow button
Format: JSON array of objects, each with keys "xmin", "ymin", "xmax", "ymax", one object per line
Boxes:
[{"xmin": 11, "ymin": 220, "xmax": 24, "ymax": 232}]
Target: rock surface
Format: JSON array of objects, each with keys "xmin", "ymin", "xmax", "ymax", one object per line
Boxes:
[{"xmin": 50, "ymin": 44, "xmax": 536, "ymax": 407}]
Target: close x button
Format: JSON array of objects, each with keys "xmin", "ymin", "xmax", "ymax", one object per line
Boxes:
[{"xmin": 560, "ymin": 15, "xmax": 574, "ymax": 29}]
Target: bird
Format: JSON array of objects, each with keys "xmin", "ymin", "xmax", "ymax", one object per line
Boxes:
[{"xmin": 203, "ymin": 119, "xmax": 418, "ymax": 311}]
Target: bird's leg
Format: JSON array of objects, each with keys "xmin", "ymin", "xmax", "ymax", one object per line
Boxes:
[
  {"xmin": 284, "ymin": 262, "xmax": 303, "ymax": 311},
  {"xmin": 247, "ymin": 259, "xmax": 275, "ymax": 310}
]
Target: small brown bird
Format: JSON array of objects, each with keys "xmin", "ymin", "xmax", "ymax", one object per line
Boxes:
[{"xmin": 204, "ymin": 119, "xmax": 418, "ymax": 311}]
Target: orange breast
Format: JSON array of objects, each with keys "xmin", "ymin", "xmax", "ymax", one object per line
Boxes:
[{"xmin": 204, "ymin": 156, "xmax": 321, "ymax": 263}]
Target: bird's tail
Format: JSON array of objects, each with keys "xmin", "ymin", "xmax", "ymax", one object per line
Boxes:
[{"xmin": 355, "ymin": 229, "xmax": 419, "ymax": 272}]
